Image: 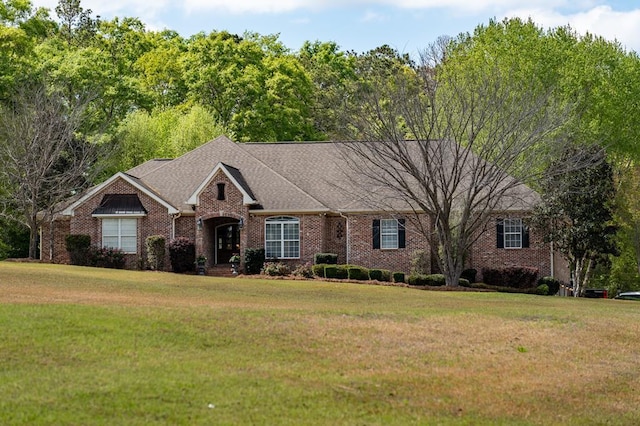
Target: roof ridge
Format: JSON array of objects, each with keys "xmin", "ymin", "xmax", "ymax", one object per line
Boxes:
[{"xmin": 237, "ymin": 143, "xmax": 332, "ymax": 210}]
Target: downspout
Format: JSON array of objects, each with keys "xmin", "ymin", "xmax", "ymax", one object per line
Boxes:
[
  {"xmin": 171, "ymin": 213, "xmax": 181, "ymax": 240},
  {"xmin": 339, "ymin": 211, "xmax": 350, "ymax": 264},
  {"xmin": 550, "ymin": 241, "xmax": 554, "ymax": 279}
]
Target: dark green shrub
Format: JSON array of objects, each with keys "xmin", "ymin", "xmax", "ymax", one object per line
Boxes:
[
  {"xmin": 244, "ymin": 248, "xmax": 265, "ymax": 274},
  {"xmin": 262, "ymin": 262, "xmax": 290, "ymax": 276},
  {"xmin": 312, "ymin": 263, "xmax": 326, "ymax": 277},
  {"xmin": 461, "ymin": 268, "xmax": 477, "ymax": 283},
  {"xmin": 145, "ymin": 235, "xmax": 165, "ymax": 271},
  {"xmin": 324, "ymin": 265, "xmax": 338, "ymax": 279},
  {"xmin": 314, "ymin": 253, "xmax": 338, "ymax": 265},
  {"xmin": 482, "ymin": 266, "xmax": 539, "ymax": 289},
  {"xmin": 425, "ymin": 274, "xmax": 446, "ymax": 286},
  {"xmin": 408, "ymin": 274, "xmax": 428, "ymax": 286},
  {"xmin": 459, "ymin": 278, "xmax": 470, "ymax": 287},
  {"xmin": 292, "ymin": 262, "xmax": 314, "ymax": 278},
  {"xmin": 335, "ymin": 265, "xmax": 348, "ymax": 279},
  {"xmin": 65, "ymin": 234, "xmax": 91, "ymax": 266},
  {"xmin": 89, "ymin": 246, "xmax": 126, "ymax": 269},
  {"xmin": 348, "ymin": 265, "xmax": 369, "ymax": 281},
  {"xmin": 168, "ymin": 237, "xmax": 195, "ymax": 273},
  {"xmin": 393, "ymin": 272, "xmax": 405, "ymax": 283},
  {"xmin": 536, "ymin": 284, "xmax": 549, "ymax": 295},
  {"xmin": 369, "ymin": 268, "xmax": 392, "ymax": 281},
  {"xmin": 537, "ymin": 276, "xmax": 560, "ymax": 296}
]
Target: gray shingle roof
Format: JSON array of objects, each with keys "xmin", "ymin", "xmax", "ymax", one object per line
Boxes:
[{"xmin": 124, "ymin": 135, "xmax": 539, "ymax": 215}]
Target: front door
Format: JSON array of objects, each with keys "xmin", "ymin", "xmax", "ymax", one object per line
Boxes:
[{"xmin": 216, "ymin": 223, "xmax": 239, "ymax": 264}]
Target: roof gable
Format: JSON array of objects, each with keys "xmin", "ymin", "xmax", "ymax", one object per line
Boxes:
[
  {"xmin": 187, "ymin": 162, "xmax": 257, "ymax": 205},
  {"xmin": 62, "ymin": 172, "xmax": 179, "ymax": 216}
]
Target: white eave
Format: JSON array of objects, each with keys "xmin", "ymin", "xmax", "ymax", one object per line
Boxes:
[
  {"xmin": 187, "ymin": 162, "xmax": 258, "ymax": 206},
  {"xmin": 62, "ymin": 172, "xmax": 179, "ymax": 216}
]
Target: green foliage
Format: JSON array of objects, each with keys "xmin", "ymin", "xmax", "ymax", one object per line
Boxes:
[
  {"xmin": 262, "ymin": 262, "xmax": 290, "ymax": 276},
  {"xmin": 145, "ymin": 235, "xmax": 165, "ymax": 271},
  {"xmin": 461, "ymin": 268, "xmax": 477, "ymax": 283},
  {"xmin": 65, "ymin": 234, "xmax": 91, "ymax": 266},
  {"xmin": 410, "ymin": 249, "xmax": 429, "ymax": 275},
  {"xmin": 536, "ymin": 284, "xmax": 550, "ymax": 296},
  {"xmin": 482, "ymin": 267, "xmax": 539, "ymax": 289},
  {"xmin": 88, "ymin": 246, "xmax": 125, "ymax": 269},
  {"xmin": 314, "ymin": 253, "xmax": 338, "ymax": 264},
  {"xmin": 311, "ymin": 263, "xmax": 326, "ymax": 278},
  {"xmin": 243, "ymin": 248, "xmax": 265, "ymax": 275},
  {"xmin": 425, "ymin": 274, "xmax": 446, "ymax": 287},
  {"xmin": 369, "ymin": 269, "xmax": 391, "ymax": 282},
  {"xmin": 324, "ymin": 265, "xmax": 338, "ymax": 279},
  {"xmin": 537, "ymin": 276, "xmax": 560, "ymax": 296},
  {"xmin": 407, "ymin": 274, "xmax": 428, "ymax": 286},
  {"xmin": 168, "ymin": 237, "xmax": 195, "ymax": 273},
  {"xmin": 392, "ymin": 272, "xmax": 405, "ymax": 283},
  {"xmin": 347, "ymin": 265, "xmax": 369, "ymax": 281}
]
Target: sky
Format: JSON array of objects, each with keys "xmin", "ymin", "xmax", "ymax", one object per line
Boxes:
[{"xmin": 30, "ymin": 0, "xmax": 640, "ymax": 55}]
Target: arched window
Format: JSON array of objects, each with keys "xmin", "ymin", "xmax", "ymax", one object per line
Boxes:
[{"xmin": 265, "ymin": 216, "xmax": 300, "ymax": 259}]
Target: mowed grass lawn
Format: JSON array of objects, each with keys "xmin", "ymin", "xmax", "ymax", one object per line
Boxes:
[{"xmin": 1, "ymin": 263, "xmax": 639, "ymax": 425}]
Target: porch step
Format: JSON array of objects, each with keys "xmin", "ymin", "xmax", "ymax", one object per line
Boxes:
[{"xmin": 205, "ymin": 264, "xmax": 238, "ymax": 277}]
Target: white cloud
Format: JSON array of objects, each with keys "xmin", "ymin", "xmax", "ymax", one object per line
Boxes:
[{"xmin": 502, "ymin": 5, "xmax": 640, "ymax": 52}]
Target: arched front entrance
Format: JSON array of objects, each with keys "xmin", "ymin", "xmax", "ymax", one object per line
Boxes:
[{"xmin": 214, "ymin": 222, "xmax": 240, "ymax": 264}]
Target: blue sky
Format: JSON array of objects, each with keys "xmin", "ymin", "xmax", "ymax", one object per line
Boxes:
[{"xmin": 31, "ymin": 0, "xmax": 640, "ymax": 55}]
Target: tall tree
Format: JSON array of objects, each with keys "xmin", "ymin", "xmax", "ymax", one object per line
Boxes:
[
  {"xmin": 337, "ymin": 40, "xmax": 589, "ymax": 287},
  {"xmin": 0, "ymin": 82, "xmax": 101, "ymax": 258},
  {"xmin": 533, "ymin": 146, "xmax": 618, "ymax": 296}
]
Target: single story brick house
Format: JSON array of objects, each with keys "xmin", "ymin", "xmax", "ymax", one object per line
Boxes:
[{"xmin": 41, "ymin": 136, "xmax": 566, "ymax": 279}]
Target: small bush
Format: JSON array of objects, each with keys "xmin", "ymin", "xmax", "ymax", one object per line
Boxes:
[
  {"xmin": 537, "ymin": 276, "xmax": 560, "ymax": 296},
  {"xmin": 369, "ymin": 269, "xmax": 392, "ymax": 282},
  {"xmin": 89, "ymin": 246, "xmax": 126, "ymax": 269},
  {"xmin": 292, "ymin": 262, "xmax": 314, "ymax": 278},
  {"xmin": 312, "ymin": 263, "xmax": 326, "ymax": 277},
  {"xmin": 168, "ymin": 237, "xmax": 195, "ymax": 273},
  {"xmin": 461, "ymin": 268, "xmax": 477, "ymax": 283},
  {"xmin": 262, "ymin": 262, "xmax": 290, "ymax": 276},
  {"xmin": 410, "ymin": 249, "xmax": 429, "ymax": 275},
  {"xmin": 408, "ymin": 274, "xmax": 429, "ymax": 286},
  {"xmin": 459, "ymin": 278, "xmax": 470, "ymax": 287},
  {"xmin": 145, "ymin": 235, "xmax": 165, "ymax": 271},
  {"xmin": 348, "ymin": 265, "xmax": 369, "ymax": 281},
  {"xmin": 324, "ymin": 265, "xmax": 339, "ymax": 279},
  {"xmin": 314, "ymin": 253, "xmax": 338, "ymax": 265},
  {"xmin": 335, "ymin": 265, "xmax": 349, "ymax": 279},
  {"xmin": 425, "ymin": 274, "xmax": 446, "ymax": 286},
  {"xmin": 392, "ymin": 272, "xmax": 405, "ymax": 283},
  {"xmin": 244, "ymin": 248, "xmax": 265, "ymax": 275},
  {"xmin": 482, "ymin": 266, "xmax": 539, "ymax": 289},
  {"xmin": 536, "ymin": 284, "xmax": 549, "ymax": 295},
  {"xmin": 65, "ymin": 234, "xmax": 91, "ymax": 266}
]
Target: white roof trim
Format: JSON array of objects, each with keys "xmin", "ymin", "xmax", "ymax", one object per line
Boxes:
[
  {"xmin": 62, "ymin": 172, "xmax": 179, "ymax": 216},
  {"xmin": 187, "ymin": 162, "xmax": 257, "ymax": 206}
]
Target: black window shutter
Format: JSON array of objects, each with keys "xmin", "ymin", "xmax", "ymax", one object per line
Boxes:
[
  {"xmin": 373, "ymin": 219, "xmax": 380, "ymax": 249},
  {"xmin": 398, "ymin": 219, "xmax": 406, "ymax": 248},
  {"xmin": 496, "ymin": 219, "xmax": 504, "ymax": 248},
  {"xmin": 522, "ymin": 224, "xmax": 530, "ymax": 248}
]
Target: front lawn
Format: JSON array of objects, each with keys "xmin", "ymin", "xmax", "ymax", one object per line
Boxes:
[{"xmin": 1, "ymin": 262, "xmax": 639, "ymax": 425}]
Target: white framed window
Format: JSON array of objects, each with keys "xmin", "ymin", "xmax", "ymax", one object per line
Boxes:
[
  {"xmin": 265, "ymin": 216, "xmax": 300, "ymax": 259},
  {"xmin": 102, "ymin": 218, "xmax": 137, "ymax": 253},
  {"xmin": 381, "ymin": 219, "xmax": 399, "ymax": 249},
  {"xmin": 503, "ymin": 218, "xmax": 523, "ymax": 249}
]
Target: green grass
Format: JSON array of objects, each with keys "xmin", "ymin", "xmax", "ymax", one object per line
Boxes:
[{"xmin": 1, "ymin": 262, "xmax": 640, "ymax": 425}]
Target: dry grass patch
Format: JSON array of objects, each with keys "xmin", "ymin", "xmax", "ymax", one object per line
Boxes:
[{"xmin": 2, "ymin": 262, "xmax": 640, "ymax": 425}]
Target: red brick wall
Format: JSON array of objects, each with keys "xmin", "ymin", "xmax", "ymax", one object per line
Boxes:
[
  {"xmin": 347, "ymin": 214, "xmax": 431, "ymax": 274},
  {"xmin": 324, "ymin": 216, "xmax": 347, "ymax": 263},
  {"xmin": 469, "ymin": 214, "xmax": 552, "ymax": 281},
  {"xmin": 41, "ymin": 218, "xmax": 70, "ymax": 263}
]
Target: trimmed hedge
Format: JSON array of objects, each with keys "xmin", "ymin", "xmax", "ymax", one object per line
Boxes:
[
  {"xmin": 312, "ymin": 263, "xmax": 326, "ymax": 277},
  {"xmin": 482, "ymin": 266, "xmax": 539, "ymax": 289},
  {"xmin": 408, "ymin": 274, "xmax": 429, "ymax": 286},
  {"xmin": 324, "ymin": 265, "xmax": 339, "ymax": 279},
  {"xmin": 461, "ymin": 268, "xmax": 477, "ymax": 283},
  {"xmin": 393, "ymin": 272, "xmax": 405, "ymax": 283},
  {"xmin": 89, "ymin": 246, "xmax": 125, "ymax": 269},
  {"xmin": 347, "ymin": 265, "xmax": 369, "ymax": 281},
  {"xmin": 314, "ymin": 253, "xmax": 338, "ymax": 265},
  {"xmin": 369, "ymin": 268, "xmax": 391, "ymax": 282},
  {"xmin": 244, "ymin": 248, "xmax": 265, "ymax": 275}
]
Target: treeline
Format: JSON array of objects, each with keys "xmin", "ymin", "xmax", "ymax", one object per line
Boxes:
[{"xmin": 1, "ymin": 0, "xmax": 640, "ymax": 294}]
